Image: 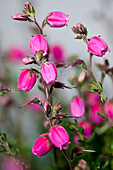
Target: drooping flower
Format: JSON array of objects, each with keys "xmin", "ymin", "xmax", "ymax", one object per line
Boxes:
[
  {"xmin": 104, "ymin": 100, "xmax": 113, "ymax": 120},
  {"xmin": 88, "ymin": 36, "xmax": 110, "ymax": 59},
  {"xmin": 30, "ymin": 34, "xmax": 48, "ymax": 56},
  {"xmin": 17, "ymin": 69, "xmax": 36, "ymax": 92},
  {"xmin": 46, "ymin": 11, "xmax": 69, "ymax": 28},
  {"xmin": 48, "ymin": 125, "xmax": 71, "ymax": 150},
  {"xmin": 70, "ymin": 97, "xmax": 85, "ymax": 117},
  {"xmin": 32, "ymin": 133, "xmax": 53, "ymax": 158},
  {"xmin": 90, "ymin": 103, "xmax": 103, "ymax": 125},
  {"xmin": 41, "ymin": 62, "xmax": 57, "ymax": 85}
]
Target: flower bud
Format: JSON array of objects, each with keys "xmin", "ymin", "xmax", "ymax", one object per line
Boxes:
[
  {"xmin": 104, "ymin": 100, "xmax": 113, "ymax": 120},
  {"xmin": 46, "ymin": 11, "xmax": 69, "ymax": 28},
  {"xmin": 22, "ymin": 56, "xmax": 36, "ymax": 65},
  {"xmin": 44, "ymin": 102, "xmax": 51, "ymax": 117},
  {"xmin": 76, "ymin": 23, "xmax": 87, "ymax": 35},
  {"xmin": 90, "ymin": 103, "xmax": 103, "ymax": 125},
  {"xmin": 48, "ymin": 125, "xmax": 71, "ymax": 150},
  {"xmin": 32, "ymin": 133, "xmax": 53, "ymax": 157},
  {"xmin": 11, "ymin": 14, "xmax": 28, "ymax": 21},
  {"xmin": 41, "ymin": 62, "xmax": 57, "ymax": 85},
  {"xmin": 70, "ymin": 97, "xmax": 85, "ymax": 117},
  {"xmin": 17, "ymin": 69, "xmax": 37, "ymax": 92},
  {"xmin": 88, "ymin": 36, "xmax": 110, "ymax": 59},
  {"xmin": 78, "ymin": 71, "xmax": 86, "ymax": 83},
  {"xmin": 30, "ymin": 34, "xmax": 48, "ymax": 56}
]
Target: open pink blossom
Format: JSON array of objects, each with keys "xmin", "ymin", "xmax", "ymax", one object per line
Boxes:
[
  {"xmin": 32, "ymin": 133, "xmax": 53, "ymax": 158},
  {"xmin": 104, "ymin": 100, "xmax": 113, "ymax": 120},
  {"xmin": 49, "ymin": 125, "xmax": 71, "ymax": 150},
  {"xmin": 17, "ymin": 69, "xmax": 36, "ymax": 92},
  {"xmin": 70, "ymin": 97, "xmax": 85, "ymax": 118},
  {"xmin": 41, "ymin": 62, "xmax": 57, "ymax": 85},
  {"xmin": 46, "ymin": 11, "xmax": 69, "ymax": 27},
  {"xmin": 30, "ymin": 34, "xmax": 48, "ymax": 56},
  {"xmin": 90, "ymin": 103, "xmax": 103, "ymax": 125},
  {"xmin": 88, "ymin": 36, "xmax": 110, "ymax": 59}
]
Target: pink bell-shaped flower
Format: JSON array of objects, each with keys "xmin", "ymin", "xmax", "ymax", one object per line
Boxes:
[
  {"xmin": 48, "ymin": 125, "xmax": 71, "ymax": 150},
  {"xmin": 17, "ymin": 69, "xmax": 37, "ymax": 92},
  {"xmin": 46, "ymin": 11, "xmax": 69, "ymax": 28},
  {"xmin": 88, "ymin": 36, "xmax": 110, "ymax": 59},
  {"xmin": 32, "ymin": 133, "xmax": 53, "ymax": 158},
  {"xmin": 70, "ymin": 97, "xmax": 85, "ymax": 118},
  {"xmin": 41, "ymin": 62, "xmax": 57, "ymax": 85},
  {"xmin": 104, "ymin": 100, "xmax": 113, "ymax": 120},
  {"xmin": 90, "ymin": 103, "xmax": 103, "ymax": 125},
  {"xmin": 85, "ymin": 92, "xmax": 100, "ymax": 106},
  {"xmin": 30, "ymin": 34, "xmax": 48, "ymax": 56}
]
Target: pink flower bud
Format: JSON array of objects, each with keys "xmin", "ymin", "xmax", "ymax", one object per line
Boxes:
[
  {"xmin": 104, "ymin": 100, "xmax": 113, "ymax": 120},
  {"xmin": 88, "ymin": 36, "xmax": 110, "ymax": 59},
  {"xmin": 17, "ymin": 69, "xmax": 37, "ymax": 92},
  {"xmin": 41, "ymin": 62, "xmax": 57, "ymax": 85},
  {"xmin": 22, "ymin": 56, "xmax": 36, "ymax": 65},
  {"xmin": 48, "ymin": 125, "xmax": 71, "ymax": 150},
  {"xmin": 50, "ymin": 44, "xmax": 66, "ymax": 63},
  {"xmin": 70, "ymin": 97, "xmax": 85, "ymax": 117},
  {"xmin": 32, "ymin": 133, "xmax": 53, "ymax": 157},
  {"xmin": 11, "ymin": 14, "xmax": 28, "ymax": 21},
  {"xmin": 46, "ymin": 11, "xmax": 69, "ymax": 28},
  {"xmin": 79, "ymin": 122, "xmax": 92, "ymax": 139},
  {"xmin": 30, "ymin": 34, "xmax": 48, "ymax": 56},
  {"xmin": 90, "ymin": 103, "xmax": 103, "ymax": 125},
  {"xmin": 85, "ymin": 92, "xmax": 100, "ymax": 106}
]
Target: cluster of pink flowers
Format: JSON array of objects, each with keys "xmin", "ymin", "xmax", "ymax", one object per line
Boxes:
[{"xmin": 32, "ymin": 125, "xmax": 71, "ymax": 157}]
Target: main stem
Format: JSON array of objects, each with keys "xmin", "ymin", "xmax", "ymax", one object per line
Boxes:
[
  {"xmin": 62, "ymin": 150, "xmax": 73, "ymax": 170},
  {"xmin": 89, "ymin": 53, "xmax": 96, "ymax": 81}
]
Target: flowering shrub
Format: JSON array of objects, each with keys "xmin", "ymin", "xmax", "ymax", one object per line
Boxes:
[{"xmin": 0, "ymin": 1, "xmax": 113, "ymax": 170}]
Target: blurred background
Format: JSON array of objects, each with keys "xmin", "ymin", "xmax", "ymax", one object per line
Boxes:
[{"xmin": 0, "ymin": 0, "xmax": 113, "ymax": 169}]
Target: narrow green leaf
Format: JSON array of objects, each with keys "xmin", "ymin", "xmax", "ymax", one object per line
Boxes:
[{"xmin": 96, "ymin": 111, "xmax": 107, "ymax": 119}]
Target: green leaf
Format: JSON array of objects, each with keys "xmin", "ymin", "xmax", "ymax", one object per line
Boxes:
[
  {"xmin": 96, "ymin": 111, "xmax": 107, "ymax": 119},
  {"xmin": 0, "ymin": 92, "xmax": 5, "ymax": 96}
]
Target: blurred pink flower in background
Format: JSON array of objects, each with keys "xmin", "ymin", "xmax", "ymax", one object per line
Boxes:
[
  {"xmin": 8, "ymin": 45, "xmax": 27, "ymax": 62},
  {"xmin": 104, "ymin": 99, "xmax": 113, "ymax": 120},
  {"xmin": 90, "ymin": 103, "xmax": 104, "ymax": 125},
  {"xmin": 2, "ymin": 155, "xmax": 27, "ymax": 170},
  {"xmin": 50, "ymin": 44, "xmax": 66, "ymax": 63},
  {"xmin": 46, "ymin": 11, "xmax": 69, "ymax": 28},
  {"xmin": 41, "ymin": 62, "xmax": 57, "ymax": 85},
  {"xmin": 32, "ymin": 133, "xmax": 53, "ymax": 157},
  {"xmin": 27, "ymin": 95, "xmax": 45, "ymax": 112},
  {"xmin": 74, "ymin": 122, "xmax": 92, "ymax": 144},
  {"xmin": 49, "ymin": 125, "xmax": 71, "ymax": 150},
  {"xmin": 85, "ymin": 92, "xmax": 100, "ymax": 106},
  {"xmin": 88, "ymin": 36, "xmax": 110, "ymax": 59},
  {"xmin": 70, "ymin": 97, "xmax": 85, "ymax": 118}
]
